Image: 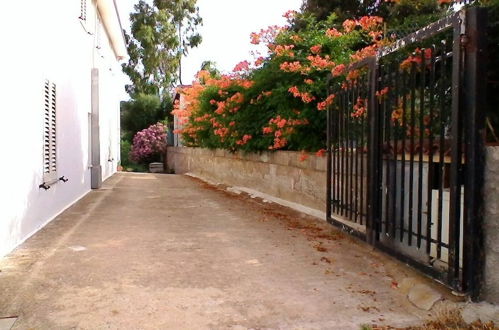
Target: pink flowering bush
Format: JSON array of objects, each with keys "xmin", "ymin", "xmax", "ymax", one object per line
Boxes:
[{"xmin": 130, "ymin": 123, "xmax": 167, "ymax": 163}]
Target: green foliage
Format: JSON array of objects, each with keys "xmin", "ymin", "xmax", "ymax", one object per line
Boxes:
[
  {"xmin": 298, "ymin": 0, "xmax": 373, "ymax": 23},
  {"xmin": 176, "ymin": 16, "xmax": 374, "ymax": 152},
  {"xmin": 120, "ymin": 138, "xmax": 149, "ymax": 172},
  {"xmin": 122, "ymin": 0, "xmax": 202, "ymax": 98},
  {"xmin": 200, "ymin": 60, "xmax": 221, "ymax": 78},
  {"xmin": 120, "ymin": 138, "xmax": 132, "ymax": 167},
  {"xmin": 121, "ymin": 94, "xmax": 165, "ymax": 138},
  {"xmin": 176, "ymin": 0, "xmax": 499, "ymax": 152}
]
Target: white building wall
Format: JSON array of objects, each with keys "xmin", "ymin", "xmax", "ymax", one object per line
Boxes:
[{"xmin": 0, "ymin": 1, "xmax": 125, "ymax": 257}]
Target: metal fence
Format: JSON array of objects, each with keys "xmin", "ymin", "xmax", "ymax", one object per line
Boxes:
[{"xmin": 326, "ymin": 7, "xmax": 487, "ymax": 299}]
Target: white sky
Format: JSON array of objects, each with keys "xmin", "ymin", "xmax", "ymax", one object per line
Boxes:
[{"xmin": 118, "ymin": 0, "xmax": 302, "ymax": 86}]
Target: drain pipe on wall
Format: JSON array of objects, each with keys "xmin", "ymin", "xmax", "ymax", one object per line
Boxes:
[{"xmin": 90, "ymin": 68, "xmax": 102, "ymax": 189}]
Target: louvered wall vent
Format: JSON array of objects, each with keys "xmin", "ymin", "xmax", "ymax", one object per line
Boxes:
[
  {"xmin": 79, "ymin": 0, "xmax": 87, "ymax": 21},
  {"xmin": 43, "ymin": 80, "xmax": 57, "ymax": 183}
]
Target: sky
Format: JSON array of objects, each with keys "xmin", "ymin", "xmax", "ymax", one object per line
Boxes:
[{"xmin": 118, "ymin": 0, "xmax": 303, "ymax": 86}]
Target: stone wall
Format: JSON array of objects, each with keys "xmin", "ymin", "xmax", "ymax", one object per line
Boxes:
[
  {"xmin": 167, "ymin": 147, "xmax": 327, "ymax": 213},
  {"xmin": 484, "ymin": 146, "xmax": 499, "ymax": 304}
]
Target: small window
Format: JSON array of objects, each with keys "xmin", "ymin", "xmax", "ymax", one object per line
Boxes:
[{"xmin": 43, "ymin": 80, "xmax": 57, "ymax": 183}]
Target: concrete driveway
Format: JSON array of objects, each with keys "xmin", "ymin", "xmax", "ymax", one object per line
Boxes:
[{"xmin": 0, "ymin": 173, "xmax": 446, "ymax": 329}]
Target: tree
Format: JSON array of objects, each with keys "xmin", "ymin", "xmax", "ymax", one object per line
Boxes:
[
  {"xmin": 122, "ymin": 0, "xmax": 202, "ymax": 98},
  {"xmin": 121, "ymin": 94, "xmax": 164, "ymax": 140},
  {"xmin": 200, "ymin": 60, "xmax": 221, "ymax": 78},
  {"xmin": 299, "ymin": 0, "xmax": 371, "ymax": 22}
]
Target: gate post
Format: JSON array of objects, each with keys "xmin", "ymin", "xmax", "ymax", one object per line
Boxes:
[
  {"xmin": 462, "ymin": 7, "xmax": 487, "ymax": 301},
  {"xmin": 326, "ymin": 77, "xmax": 333, "ymax": 221}
]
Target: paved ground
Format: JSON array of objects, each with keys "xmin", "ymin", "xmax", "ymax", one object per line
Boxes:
[{"xmin": 0, "ymin": 173, "xmax": 449, "ymax": 329}]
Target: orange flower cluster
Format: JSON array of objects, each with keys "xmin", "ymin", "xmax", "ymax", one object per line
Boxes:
[
  {"xmin": 342, "ymin": 16, "xmax": 383, "ymax": 33},
  {"xmin": 283, "ymin": 10, "xmax": 297, "ymax": 20},
  {"xmin": 274, "ymin": 44, "xmax": 295, "ymax": 57},
  {"xmin": 263, "ymin": 115, "xmax": 309, "ymax": 150},
  {"xmin": 249, "ymin": 25, "xmax": 283, "ymax": 46},
  {"xmin": 254, "ymin": 56, "xmax": 265, "ymax": 67},
  {"xmin": 317, "ymin": 94, "xmax": 336, "ymax": 111},
  {"xmin": 299, "ymin": 151, "xmax": 309, "ymax": 162},
  {"xmin": 346, "ymin": 69, "xmax": 361, "ymax": 82},
  {"xmin": 288, "ymin": 86, "xmax": 316, "ymax": 103},
  {"xmin": 280, "ymin": 61, "xmax": 303, "ymax": 72},
  {"xmin": 358, "ymin": 16, "xmax": 384, "ymax": 31},
  {"xmin": 376, "ymin": 87, "xmax": 390, "ymax": 102},
  {"xmin": 173, "ymin": 70, "xmax": 256, "ymax": 143},
  {"xmin": 332, "ymin": 64, "xmax": 347, "ymax": 77},
  {"xmin": 350, "ymin": 45, "xmax": 378, "ymax": 62},
  {"xmin": 326, "ymin": 28, "xmax": 342, "ymax": 38},
  {"xmin": 400, "ymin": 48, "xmax": 432, "ymax": 71},
  {"xmin": 307, "ymin": 55, "xmax": 335, "ymax": 70},
  {"xmin": 233, "ymin": 60, "xmax": 250, "ymax": 73},
  {"xmin": 316, "ymin": 149, "xmax": 326, "ymax": 157},
  {"xmin": 310, "ymin": 44, "xmax": 322, "ymax": 54},
  {"xmin": 352, "ymin": 97, "xmax": 367, "ymax": 118},
  {"xmin": 251, "ymin": 91, "xmax": 273, "ymax": 104},
  {"xmin": 194, "ymin": 113, "xmax": 212, "ymax": 122},
  {"xmin": 343, "ymin": 19, "xmax": 357, "ymax": 33},
  {"xmin": 236, "ymin": 134, "xmax": 253, "ymax": 146}
]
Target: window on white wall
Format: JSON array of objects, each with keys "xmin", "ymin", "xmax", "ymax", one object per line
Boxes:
[{"xmin": 43, "ymin": 80, "xmax": 57, "ymax": 183}]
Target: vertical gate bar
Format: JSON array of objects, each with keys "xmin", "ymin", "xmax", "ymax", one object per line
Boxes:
[
  {"xmin": 408, "ymin": 60, "xmax": 417, "ymax": 246},
  {"xmin": 349, "ymin": 81, "xmax": 355, "ymax": 220},
  {"xmin": 382, "ymin": 66, "xmax": 390, "ymax": 235},
  {"xmin": 360, "ymin": 82, "xmax": 366, "ymax": 225},
  {"xmin": 437, "ymin": 40, "xmax": 448, "ymax": 259},
  {"xmin": 350, "ymin": 82, "xmax": 355, "ymax": 221},
  {"xmin": 448, "ymin": 11, "xmax": 466, "ymax": 288},
  {"xmin": 367, "ymin": 57, "xmax": 380, "ymax": 243},
  {"xmin": 400, "ymin": 70, "xmax": 408, "ymax": 243},
  {"xmin": 345, "ymin": 84, "xmax": 357, "ymax": 220},
  {"xmin": 329, "ymin": 91, "xmax": 339, "ymax": 216},
  {"xmin": 341, "ymin": 86, "xmax": 347, "ymax": 217},
  {"xmin": 354, "ymin": 83, "xmax": 360, "ymax": 223},
  {"xmin": 339, "ymin": 90, "xmax": 343, "ymax": 216},
  {"xmin": 462, "ymin": 7, "xmax": 487, "ymax": 300},
  {"xmin": 327, "ymin": 78, "xmax": 332, "ymax": 221},
  {"xmin": 426, "ymin": 45, "xmax": 437, "ymax": 254},
  {"xmin": 349, "ymin": 82, "xmax": 356, "ymax": 221},
  {"xmin": 345, "ymin": 81, "xmax": 356, "ymax": 221},
  {"xmin": 392, "ymin": 63, "xmax": 400, "ymax": 239},
  {"xmin": 336, "ymin": 91, "xmax": 342, "ymax": 214},
  {"xmin": 417, "ymin": 49, "xmax": 426, "ymax": 248}
]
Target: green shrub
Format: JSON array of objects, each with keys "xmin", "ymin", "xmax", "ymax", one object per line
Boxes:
[{"xmin": 121, "ymin": 94, "xmax": 165, "ymax": 136}]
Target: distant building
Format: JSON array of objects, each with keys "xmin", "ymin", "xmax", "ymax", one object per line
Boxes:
[{"xmin": 0, "ymin": 0, "xmax": 128, "ymax": 257}]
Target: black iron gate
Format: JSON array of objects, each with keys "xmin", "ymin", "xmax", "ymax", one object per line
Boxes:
[{"xmin": 326, "ymin": 7, "xmax": 487, "ymax": 299}]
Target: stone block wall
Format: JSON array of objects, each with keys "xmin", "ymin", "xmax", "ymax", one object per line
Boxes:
[
  {"xmin": 167, "ymin": 147, "xmax": 327, "ymax": 212},
  {"xmin": 484, "ymin": 146, "xmax": 499, "ymax": 304}
]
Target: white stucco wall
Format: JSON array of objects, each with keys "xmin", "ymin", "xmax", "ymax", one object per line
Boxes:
[{"xmin": 0, "ymin": 1, "xmax": 124, "ymax": 257}]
